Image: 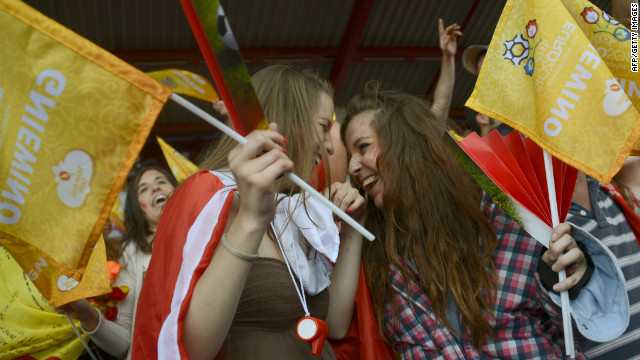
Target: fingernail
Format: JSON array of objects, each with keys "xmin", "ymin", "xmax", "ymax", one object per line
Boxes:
[
  {"xmin": 282, "ymin": 147, "xmax": 287, "ymax": 153},
  {"xmin": 553, "ymin": 284, "xmax": 560, "ymax": 292},
  {"xmin": 347, "ymin": 209, "xmax": 352, "ymax": 214},
  {"xmin": 552, "ymin": 264, "xmax": 558, "ymax": 271},
  {"xmin": 283, "ymin": 136, "xmax": 288, "ymax": 144}
]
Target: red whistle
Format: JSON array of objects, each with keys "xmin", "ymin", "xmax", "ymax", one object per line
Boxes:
[{"xmin": 296, "ymin": 316, "xmax": 329, "ymax": 356}]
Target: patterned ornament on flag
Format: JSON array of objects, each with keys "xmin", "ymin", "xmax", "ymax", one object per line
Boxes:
[
  {"xmin": 157, "ymin": 136, "xmax": 199, "ymax": 183},
  {"xmin": 562, "ymin": 0, "xmax": 640, "ymax": 111},
  {"xmin": 467, "ymin": 0, "xmax": 640, "ymax": 184}
]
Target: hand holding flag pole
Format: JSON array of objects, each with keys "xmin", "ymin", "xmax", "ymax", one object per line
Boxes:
[
  {"xmin": 543, "ymin": 150, "xmax": 575, "ymax": 358},
  {"xmin": 447, "ymin": 130, "xmax": 581, "ymax": 357},
  {"xmin": 170, "ymin": 93, "xmax": 375, "ymax": 241}
]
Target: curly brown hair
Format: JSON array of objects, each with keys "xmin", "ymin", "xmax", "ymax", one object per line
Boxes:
[{"xmin": 342, "ymin": 81, "xmax": 498, "ymax": 350}]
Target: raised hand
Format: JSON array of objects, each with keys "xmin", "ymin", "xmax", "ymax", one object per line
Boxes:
[
  {"xmin": 212, "ymin": 100, "xmax": 229, "ymax": 117},
  {"xmin": 438, "ymin": 19, "xmax": 462, "ymax": 58}
]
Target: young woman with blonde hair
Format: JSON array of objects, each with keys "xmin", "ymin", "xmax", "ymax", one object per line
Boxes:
[{"xmin": 132, "ymin": 65, "xmax": 365, "ymax": 360}]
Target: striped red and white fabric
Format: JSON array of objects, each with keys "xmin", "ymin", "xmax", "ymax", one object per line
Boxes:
[{"xmin": 131, "ymin": 170, "xmax": 236, "ymax": 359}]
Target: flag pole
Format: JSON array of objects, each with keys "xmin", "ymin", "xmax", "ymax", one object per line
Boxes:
[
  {"xmin": 543, "ymin": 150, "xmax": 575, "ymax": 358},
  {"xmin": 170, "ymin": 93, "xmax": 375, "ymax": 241},
  {"xmin": 65, "ymin": 313, "xmax": 98, "ymax": 360}
]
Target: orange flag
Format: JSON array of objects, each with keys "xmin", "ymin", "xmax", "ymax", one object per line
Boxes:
[{"xmin": 0, "ymin": 0, "xmax": 171, "ymax": 306}]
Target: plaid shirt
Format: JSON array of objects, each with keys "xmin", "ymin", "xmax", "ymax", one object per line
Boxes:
[{"xmin": 383, "ymin": 195, "xmax": 582, "ymax": 359}]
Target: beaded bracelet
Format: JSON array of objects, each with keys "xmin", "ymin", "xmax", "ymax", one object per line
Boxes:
[{"xmin": 221, "ymin": 233, "xmax": 259, "ymax": 261}]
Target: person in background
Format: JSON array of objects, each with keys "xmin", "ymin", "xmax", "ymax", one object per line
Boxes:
[
  {"xmin": 430, "ymin": 19, "xmax": 462, "ymax": 126},
  {"xmin": 568, "ymin": 171, "xmax": 640, "ymax": 359},
  {"xmin": 56, "ymin": 165, "xmax": 178, "ymax": 360},
  {"xmin": 461, "ymin": 44, "xmax": 487, "ymax": 77},
  {"xmin": 463, "ymin": 107, "xmax": 514, "ymax": 137},
  {"xmin": 341, "ymin": 82, "xmax": 628, "ymax": 359},
  {"xmin": 612, "ymin": 0, "xmax": 634, "ymax": 29},
  {"xmin": 461, "ymin": 44, "xmax": 513, "ymax": 136},
  {"xmin": 612, "ymin": 156, "xmax": 640, "ymax": 215},
  {"xmin": 212, "ymin": 99, "xmax": 229, "ymax": 118}
]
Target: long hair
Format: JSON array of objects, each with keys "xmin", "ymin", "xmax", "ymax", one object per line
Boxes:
[
  {"xmin": 342, "ymin": 81, "xmax": 497, "ymax": 350},
  {"xmin": 122, "ymin": 165, "xmax": 178, "ymax": 254},
  {"xmin": 199, "ymin": 64, "xmax": 334, "ymax": 195}
]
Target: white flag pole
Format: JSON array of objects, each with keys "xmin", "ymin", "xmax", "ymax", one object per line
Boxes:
[
  {"xmin": 543, "ymin": 150, "xmax": 575, "ymax": 358},
  {"xmin": 170, "ymin": 93, "xmax": 375, "ymax": 241},
  {"xmin": 65, "ymin": 313, "xmax": 98, "ymax": 360}
]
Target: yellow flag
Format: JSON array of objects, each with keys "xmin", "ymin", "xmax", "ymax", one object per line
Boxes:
[
  {"xmin": 561, "ymin": 0, "xmax": 640, "ymax": 111},
  {"xmin": 0, "ymin": 0, "xmax": 171, "ymax": 306},
  {"xmin": 157, "ymin": 136, "xmax": 200, "ymax": 183},
  {"xmin": 147, "ymin": 68, "xmax": 219, "ymax": 102},
  {"xmin": 0, "ymin": 246, "xmax": 89, "ymax": 360},
  {"xmin": 108, "ymin": 194, "xmax": 125, "ymax": 232},
  {"xmin": 467, "ymin": 0, "xmax": 640, "ymax": 183}
]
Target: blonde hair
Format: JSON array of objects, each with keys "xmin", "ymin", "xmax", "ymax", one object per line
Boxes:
[{"xmin": 200, "ymin": 64, "xmax": 334, "ymax": 195}]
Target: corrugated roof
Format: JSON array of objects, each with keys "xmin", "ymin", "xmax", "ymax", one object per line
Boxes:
[{"xmin": 20, "ymin": 0, "xmax": 615, "ymax": 159}]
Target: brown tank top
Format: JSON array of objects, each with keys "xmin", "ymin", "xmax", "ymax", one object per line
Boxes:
[{"xmin": 215, "ymin": 257, "xmax": 337, "ymax": 359}]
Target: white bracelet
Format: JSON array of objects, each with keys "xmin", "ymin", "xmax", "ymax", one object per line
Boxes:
[{"xmin": 220, "ymin": 233, "xmax": 259, "ymax": 261}]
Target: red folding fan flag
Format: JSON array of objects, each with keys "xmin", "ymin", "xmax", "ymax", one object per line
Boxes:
[{"xmin": 452, "ymin": 130, "xmax": 578, "ymax": 242}]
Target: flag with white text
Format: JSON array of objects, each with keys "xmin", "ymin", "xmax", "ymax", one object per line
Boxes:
[
  {"xmin": 0, "ymin": 0, "xmax": 171, "ymax": 306},
  {"xmin": 467, "ymin": 0, "xmax": 640, "ymax": 183}
]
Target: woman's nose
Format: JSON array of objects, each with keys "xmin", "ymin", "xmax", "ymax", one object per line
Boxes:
[
  {"xmin": 348, "ymin": 156, "xmax": 362, "ymax": 176},
  {"xmin": 324, "ymin": 137, "xmax": 335, "ymax": 156}
]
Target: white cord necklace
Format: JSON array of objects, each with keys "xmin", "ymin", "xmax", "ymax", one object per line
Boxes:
[
  {"xmin": 272, "ymin": 223, "xmax": 310, "ymax": 316},
  {"xmin": 271, "ymin": 223, "xmax": 329, "ymax": 356}
]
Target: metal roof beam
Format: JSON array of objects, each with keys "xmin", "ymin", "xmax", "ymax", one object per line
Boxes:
[
  {"xmin": 328, "ymin": 0, "xmax": 376, "ymax": 100},
  {"xmin": 113, "ymin": 46, "xmax": 455, "ymax": 68}
]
